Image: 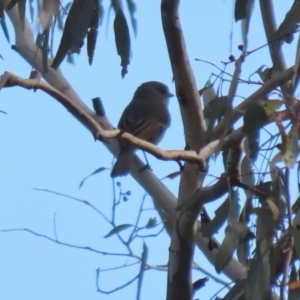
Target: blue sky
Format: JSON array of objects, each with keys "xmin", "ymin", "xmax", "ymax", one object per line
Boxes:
[{"xmin": 0, "ymin": 1, "xmax": 297, "ymax": 299}]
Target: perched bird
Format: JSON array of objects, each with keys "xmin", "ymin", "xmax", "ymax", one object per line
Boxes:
[{"xmin": 111, "ymin": 81, "xmax": 173, "ymax": 177}]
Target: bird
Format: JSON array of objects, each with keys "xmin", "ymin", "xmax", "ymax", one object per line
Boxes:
[{"xmin": 111, "ymin": 81, "xmax": 173, "ymax": 177}]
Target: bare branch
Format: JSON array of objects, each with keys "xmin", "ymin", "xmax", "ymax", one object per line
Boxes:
[
  {"xmin": 259, "ymin": 0, "xmax": 294, "ymax": 107},
  {"xmin": 210, "ymin": 66, "xmax": 294, "ymax": 141}
]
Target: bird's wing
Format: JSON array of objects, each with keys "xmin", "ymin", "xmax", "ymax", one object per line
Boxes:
[{"xmin": 122, "ymin": 116, "xmax": 166, "ymax": 144}]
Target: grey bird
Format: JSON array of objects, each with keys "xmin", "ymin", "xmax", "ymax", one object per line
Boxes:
[{"xmin": 111, "ymin": 81, "xmax": 173, "ymax": 177}]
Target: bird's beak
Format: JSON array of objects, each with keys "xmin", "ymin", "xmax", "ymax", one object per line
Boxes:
[{"xmin": 168, "ymin": 92, "xmax": 174, "ymax": 98}]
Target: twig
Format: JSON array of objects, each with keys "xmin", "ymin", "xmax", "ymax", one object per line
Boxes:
[
  {"xmin": 33, "ymin": 188, "xmax": 112, "ymax": 224},
  {"xmin": 53, "ymin": 212, "xmax": 58, "ymax": 241},
  {"xmin": 280, "ymin": 168, "xmax": 294, "ymax": 299}
]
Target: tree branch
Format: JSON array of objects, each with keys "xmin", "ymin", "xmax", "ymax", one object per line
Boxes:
[
  {"xmin": 259, "ymin": 0, "xmax": 294, "ymax": 107},
  {"xmin": 0, "ymin": 1, "xmax": 247, "ymax": 294},
  {"xmin": 161, "ymin": 1, "xmax": 207, "ymax": 298}
]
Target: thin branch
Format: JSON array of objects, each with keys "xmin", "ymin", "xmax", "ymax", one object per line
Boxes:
[
  {"xmin": 0, "ymin": 71, "xmax": 207, "ymax": 169},
  {"xmin": 96, "ymin": 268, "xmax": 139, "ymax": 294},
  {"xmin": 192, "ymin": 262, "xmax": 230, "ymax": 287},
  {"xmin": 280, "ymin": 168, "xmax": 293, "ymax": 299},
  {"xmin": 0, "ymin": 228, "xmax": 131, "ymax": 256},
  {"xmin": 259, "ymin": 0, "xmax": 294, "ymax": 107},
  {"xmin": 210, "ymin": 66, "xmax": 294, "ymax": 141},
  {"xmin": 161, "ymin": 0, "xmax": 210, "ymax": 297},
  {"xmin": 127, "ymin": 194, "xmax": 147, "ymax": 244},
  {"xmin": 33, "ymin": 188, "xmax": 112, "ymax": 225},
  {"xmin": 53, "ymin": 212, "xmax": 58, "ymax": 241},
  {"xmin": 215, "ymin": 54, "xmax": 245, "ymax": 154}
]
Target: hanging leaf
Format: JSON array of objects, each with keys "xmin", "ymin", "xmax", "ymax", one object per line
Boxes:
[
  {"xmin": 249, "ymin": 65, "xmax": 273, "ymax": 82},
  {"xmin": 200, "ymin": 198, "xmax": 230, "ymax": 237},
  {"xmin": 291, "ymin": 226, "xmax": 300, "ymax": 260},
  {"xmin": 79, "ymin": 167, "xmax": 108, "ymax": 189},
  {"xmin": 51, "ymin": 0, "xmax": 81, "ymax": 69},
  {"xmin": 41, "ymin": 28, "xmax": 50, "ymax": 72},
  {"xmin": 215, "ymin": 221, "xmax": 252, "ymax": 272},
  {"xmin": 29, "ymin": 0, "xmax": 34, "ymax": 23},
  {"xmin": 234, "ymin": 0, "xmax": 247, "ymax": 22},
  {"xmin": 137, "ymin": 242, "xmax": 148, "ymax": 300},
  {"xmin": 87, "ymin": 28, "xmax": 97, "ymax": 65},
  {"xmin": 244, "ymin": 251, "xmax": 271, "ymax": 300},
  {"xmin": 126, "ymin": 0, "xmax": 137, "ymax": 36},
  {"xmin": 275, "ymin": 0, "xmax": 300, "ymax": 47},
  {"xmin": 201, "ymin": 79, "xmax": 217, "ymax": 106},
  {"xmin": 242, "ymin": 100, "xmax": 269, "ymax": 136},
  {"xmin": 236, "ymin": 238, "xmax": 250, "ymax": 267},
  {"xmin": 228, "ymin": 189, "xmax": 241, "ymax": 224},
  {"xmin": 104, "ymin": 224, "xmax": 133, "ymax": 238},
  {"xmin": 52, "ymin": 0, "xmax": 96, "ymax": 69},
  {"xmin": 204, "ymin": 99, "xmax": 228, "ymax": 139},
  {"xmin": 70, "ymin": 0, "xmax": 95, "ymax": 53},
  {"xmin": 0, "ymin": 11, "xmax": 10, "ymax": 43},
  {"xmin": 0, "ymin": 2, "xmax": 3, "ymax": 19},
  {"xmin": 244, "ymin": 131, "xmax": 260, "ymax": 162},
  {"xmin": 241, "ymin": 0, "xmax": 254, "ymax": 49},
  {"xmin": 242, "ymin": 99, "xmax": 282, "ymax": 136},
  {"xmin": 98, "ymin": 0, "xmax": 104, "ymax": 25},
  {"xmin": 280, "ymin": 124, "xmax": 299, "ymax": 168},
  {"xmin": 114, "ymin": 8, "xmax": 131, "ymax": 78},
  {"xmin": 262, "ymin": 99, "xmax": 283, "ymax": 116},
  {"xmin": 241, "ymin": 156, "xmax": 255, "ymax": 197},
  {"xmin": 292, "ymin": 34, "xmax": 300, "ymax": 92},
  {"xmin": 266, "ymin": 198, "xmax": 279, "ymax": 220},
  {"xmin": 239, "ymin": 197, "xmax": 253, "ymax": 225},
  {"xmin": 245, "ymin": 206, "xmax": 274, "ymax": 300},
  {"xmin": 145, "ymin": 217, "xmax": 157, "ymax": 229},
  {"xmin": 87, "ymin": 0, "xmax": 100, "ymax": 65},
  {"xmin": 110, "ymin": 0, "xmax": 120, "ymax": 13},
  {"xmin": 271, "ymin": 170, "xmax": 287, "ymax": 223},
  {"xmin": 203, "ymin": 96, "xmax": 228, "ymax": 137}
]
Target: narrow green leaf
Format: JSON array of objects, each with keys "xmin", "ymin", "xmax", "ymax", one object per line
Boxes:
[
  {"xmin": 291, "ymin": 226, "xmax": 300, "ymax": 260},
  {"xmin": 241, "ymin": 0, "xmax": 254, "ymax": 49},
  {"xmin": 234, "ymin": 0, "xmax": 247, "ymax": 21},
  {"xmin": 275, "ymin": 1, "xmax": 300, "ymax": 46},
  {"xmin": 215, "ymin": 221, "xmax": 250, "ymax": 272},
  {"xmin": 244, "ymin": 131, "xmax": 260, "ymax": 162},
  {"xmin": 126, "ymin": 0, "xmax": 137, "ymax": 36},
  {"xmin": 245, "ymin": 250, "xmax": 271, "ymax": 300},
  {"xmin": 87, "ymin": 0, "xmax": 100, "ymax": 65},
  {"xmin": 104, "ymin": 224, "xmax": 133, "ymax": 238},
  {"xmin": 280, "ymin": 124, "xmax": 299, "ymax": 168},
  {"xmin": 137, "ymin": 242, "xmax": 148, "ymax": 300},
  {"xmin": 70, "ymin": 0, "xmax": 95, "ymax": 53},
  {"xmin": 79, "ymin": 167, "xmax": 108, "ymax": 189},
  {"xmin": 29, "ymin": 0, "xmax": 34, "ymax": 23},
  {"xmin": 145, "ymin": 217, "xmax": 157, "ymax": 229},
  {"xmin": 114, "ymin": 8, "xmax": 131, "ymax": 78},
  {"xmin": 0, "ymin": 13, "xmax": 10, "ymax": 43},
  {"xmin": 200, "ymin": 198, "xmax": 230, "ymax": 237}
]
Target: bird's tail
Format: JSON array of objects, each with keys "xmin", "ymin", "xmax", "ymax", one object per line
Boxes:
[{"xmin": 111, "ymin": 151, "xmax": 134, "ymax": 177}]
